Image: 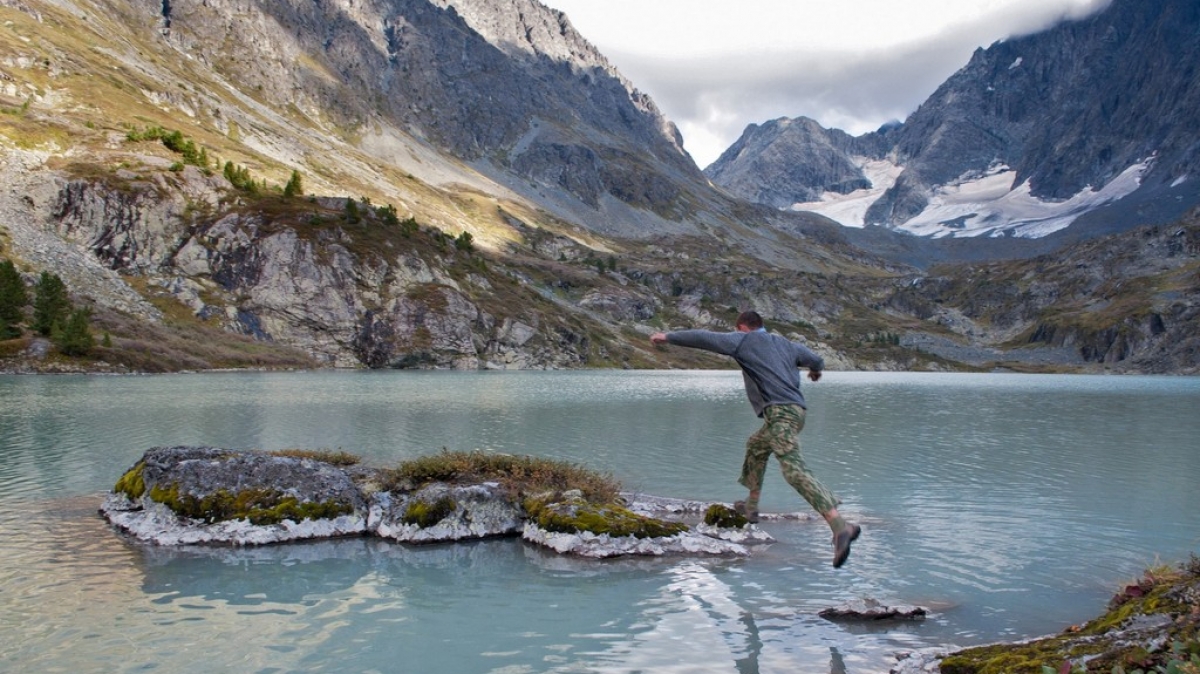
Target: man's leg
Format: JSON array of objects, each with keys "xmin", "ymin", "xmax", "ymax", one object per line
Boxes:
[
  {"xmin": 767, "ymin": 405, "xmax": 861, "ymax": 567},
  {"xmin": 736, "ymin": 420, "xmax": 773, "ymax": 521}
]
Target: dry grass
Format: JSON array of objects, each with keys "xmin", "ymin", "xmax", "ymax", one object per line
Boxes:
[
  {"xmin": 269, "ymin": 448, "xmax": 362, "ymax": 466},
  {"xmin": 382, "ymin": 450, "xmax": 621, "ymax": 504},
  {"xmin": 89, "ymin": 308, "xmax": 315, "ymax": 372}
]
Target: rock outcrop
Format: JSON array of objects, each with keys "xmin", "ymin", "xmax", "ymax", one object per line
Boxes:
[
  {"xmin": 101, "ymin": 446, "xmax": 772, "ymax": 559},
  {"xmin": 104, "ymin": 446, "xmax": 371, "ymax": 545},
  {"xmin": 371, "ymin": 482, "xmax": 525, "ymax": 542},
  {"xmin": 23, "ymin": 170, "xmax": 615, "ymax": 368}
]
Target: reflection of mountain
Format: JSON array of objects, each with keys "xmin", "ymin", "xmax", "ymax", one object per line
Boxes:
[{"xmin": 10, "ymin": 497, "xmax": 941, "ymax": 672}]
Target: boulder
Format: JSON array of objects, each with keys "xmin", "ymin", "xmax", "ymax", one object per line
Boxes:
[
  {"xmin": 370, "ymin": 482, "xmax": 524, "ymax": 543},
  {"xmin": 818, "ymin": 598, "xmax": 928, "ymax": 622},
  {"xmin": 102, "ymin": 446, "xmax": 370, "ymax": 545}
]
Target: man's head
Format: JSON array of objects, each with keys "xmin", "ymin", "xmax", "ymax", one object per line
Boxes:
[{"xmin": 736, "ymin": 311, "xmax": 764, "ymax": 332}]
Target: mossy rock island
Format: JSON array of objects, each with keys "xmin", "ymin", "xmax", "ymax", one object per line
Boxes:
[{"xmin": 101, "ymin": 446, "xmax": 775, "ymax": 557}]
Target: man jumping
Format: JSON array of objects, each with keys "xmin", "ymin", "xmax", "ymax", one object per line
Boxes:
[{"xmin": 650, "ymin": 310, "xmax": 860, "ymax": 568}]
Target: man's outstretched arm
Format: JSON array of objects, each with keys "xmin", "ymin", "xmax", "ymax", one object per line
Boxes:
[{"xmin": 649, "ymin": 330, "xmax": 742, "ymax": 356}]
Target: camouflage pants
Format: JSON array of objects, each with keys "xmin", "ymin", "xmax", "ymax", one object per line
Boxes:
[{"xmin": 739, "ymin": 404, "xmax": 840, "ymax": 514}]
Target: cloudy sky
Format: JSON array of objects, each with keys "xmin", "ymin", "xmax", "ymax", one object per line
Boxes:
[{"xmin": 539, "ymin": 0, "xmax": 1112, "ymax": 169}]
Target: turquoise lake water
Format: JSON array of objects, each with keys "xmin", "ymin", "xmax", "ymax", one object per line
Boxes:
[{"xmin": 1, "ymin": 370, "xmax": 1198, "ymax": 673}]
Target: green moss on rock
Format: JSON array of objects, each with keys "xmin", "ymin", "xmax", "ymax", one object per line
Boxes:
[
  {"xmin": 704, "ymin": 503, "xmax": 749, "ymax": 528},
  {"xmin": 402, "ymin": 496, "xmax": 457, "ymax": 528},
  {"xmin": 113, "ymin": 461, "xmax": 146, "ymax": 499},
  {"xmin": 148, "ymin": 482, "xmax": 353, "ymax": 525},
  {"xmin": 941, "ymin": 640, "xmax": 1085, "ymax": 674},
  {"xmin": 526, "ymin": 499, "xmax": 688, "ymax": 539}
]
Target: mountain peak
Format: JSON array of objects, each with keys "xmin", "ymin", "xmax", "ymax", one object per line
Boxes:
[{"xmin": 706, "ymin": 0, "xmax": 1200, "ymax": 240}]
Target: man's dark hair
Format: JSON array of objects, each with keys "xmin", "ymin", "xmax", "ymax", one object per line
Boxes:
[{"xmin": 736, "ymin": 310, "xmax": 764, "ymax": 330}]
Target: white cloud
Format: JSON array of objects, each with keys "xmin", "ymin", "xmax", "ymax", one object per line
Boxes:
[{"xmin": 540, "ymin": 0, "xmax": 1112, "ymax": 168}]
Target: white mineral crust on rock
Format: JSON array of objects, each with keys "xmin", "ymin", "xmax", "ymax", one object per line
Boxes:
[
  {"xmin": 521, "ymin": 522, "xmax": 751, "ymax": 558},
  {"xmin": 102, "ymin": 496, "xmax": 368, "ymax": 546}
]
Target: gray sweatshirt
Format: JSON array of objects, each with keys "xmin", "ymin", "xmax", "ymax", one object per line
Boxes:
[{"xmin": 666, "ymin": 328, "xmax": 824, "ymax": 417}]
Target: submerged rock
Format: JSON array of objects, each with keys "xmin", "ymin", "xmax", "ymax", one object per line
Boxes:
[
  {"xmin": 890, "ymin": 647, "xmax": 957, "ymax": 674},
  {"xmin": 521, "ymin": 522, "xmax": 753, "ymax": 558},
  {"xmin": 818, "ymin": 598, "xmax": 928, "ymax": 622}
]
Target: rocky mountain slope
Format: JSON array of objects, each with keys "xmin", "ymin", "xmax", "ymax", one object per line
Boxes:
[
  {"xmin": 1, "ymin": 0, "xmax": 1196, "ymax": 373},
  {"xmin": 144, "ymin": 0, "xmax": 740, "ymax": 237},
  {"xmin": 882, "ymin": 208, "xmax": 1200, "ymax": 374},
  {"xmin": 707, "ymin": 0, "xmax": 1200, "ymax": 241}
]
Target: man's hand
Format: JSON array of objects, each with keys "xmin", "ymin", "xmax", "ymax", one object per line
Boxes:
[
  {"xmin": 808, "ymin": 369, "xmax": 822, "ymax": 382},
  {"xmin": 650, "ymin": 332, "xmax": 669, "ymax": 345}
]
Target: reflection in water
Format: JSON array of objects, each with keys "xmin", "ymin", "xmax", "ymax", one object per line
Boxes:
[
  {"xmin": 735, "ymin": 610, "xmax": 764, "ymax": 674},
  {"xmin": 830, "ymin": 647, "xmax": 848, "ymax": 674},
  {"xmin": 0, "ymin": 500, "xmax": 909, "ymax": 673}
]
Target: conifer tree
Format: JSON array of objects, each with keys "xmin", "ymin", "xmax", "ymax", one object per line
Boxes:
[
  {"xmin": 283, "ymin": 170, "xmax": 304, "ymax": 198},
  {"xmin": 32, "ymin": 271, "xmax": 71, "ymax": 336},
  {"xmin": 377, "ymin": 203, "xmax": 400, "ymax": 227},
  {"xmin": 54, "ymin": 307, "xmax": 94, "ymax": 356},
  {"xmin": 454, "ymin": 231, "xmax": 475, "ymax": 252},
  {"xmin": 0, "ymin": 259, "xmax": 28, "ymax": 326}
]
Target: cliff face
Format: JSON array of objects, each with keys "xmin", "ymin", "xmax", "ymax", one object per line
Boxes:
[
  {"xmin": 869, "ymin": 0, "xmax": 1200, "ymax": 226},
  {"xmin": 40, "ymin": 166, "xmax": 607, "ymax": 368}
]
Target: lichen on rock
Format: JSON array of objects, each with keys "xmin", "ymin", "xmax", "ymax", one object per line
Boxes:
[{"xmin": 520, "ymin": 494, "xmax": 769, "ymax": 558}]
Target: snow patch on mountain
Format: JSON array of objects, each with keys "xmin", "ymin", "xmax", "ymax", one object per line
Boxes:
[
  {"xmin": 787, "ymin": 158, "xmax": 903, "ymax": 227},
  {"xmin": 898, "ymin": 159, "xmax": 1152, "ymax": 239},
  {"xmin": 793, "ymin": 158, "xmax": 1152, "ymax": 239}
]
